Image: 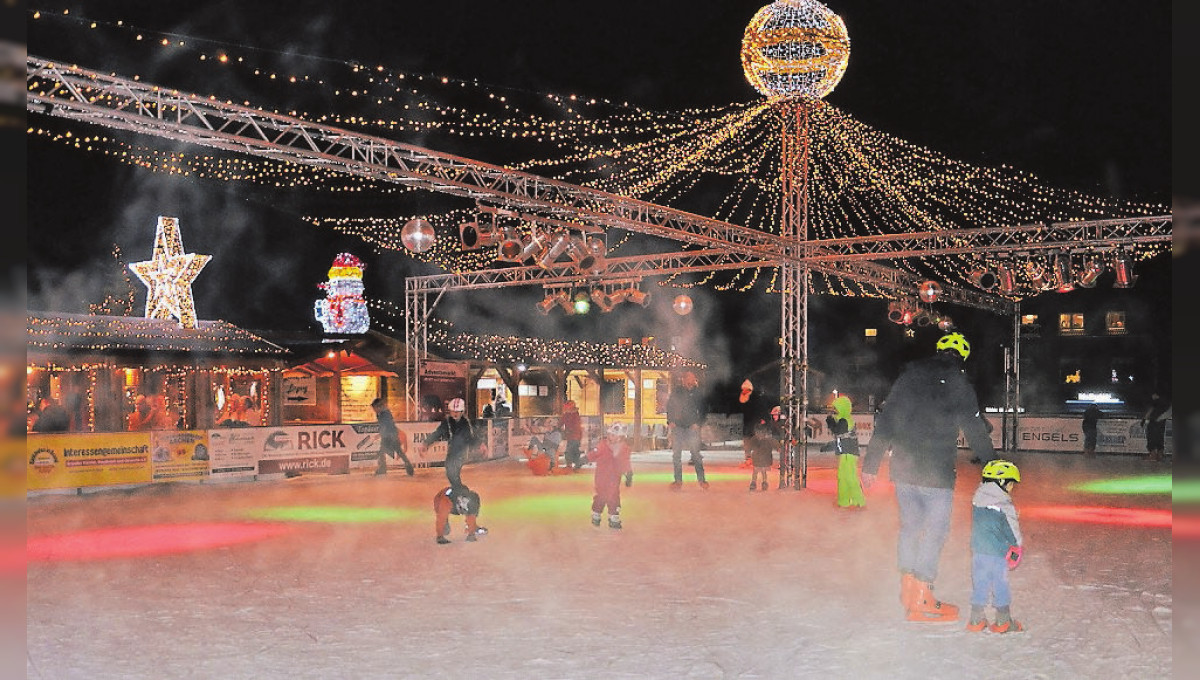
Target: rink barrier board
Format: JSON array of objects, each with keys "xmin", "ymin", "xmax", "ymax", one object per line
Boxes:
[{"xmin": 26, "ymin": 414, "xmax": 1168, "ymax": 493}]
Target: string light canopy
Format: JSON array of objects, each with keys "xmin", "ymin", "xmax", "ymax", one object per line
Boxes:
[
  {"xmin": 128, "ymin": 216, "xmax": 211, "ymax": 330},
  {"xmin": 27, "ymin": 6, "xmax": 1168, "ymax": 301}
]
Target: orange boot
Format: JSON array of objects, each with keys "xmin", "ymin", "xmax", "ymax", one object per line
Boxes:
[
  {"xmin": 900, "ymin": 573, "xmax": 919, "ymax": 611},
  {"xmin": 905, "ymin": 580, "xmax": 960, "ymax": 622}
]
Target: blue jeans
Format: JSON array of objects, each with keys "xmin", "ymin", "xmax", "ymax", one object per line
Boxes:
[
  {"xmin": 970, "ymin": 553, "xmax": 1012, "ymax": 608},
  {"xmin": 671, "ymin": 425, "xmax": 705, "ymax": 483},
  {"xmin": 893, "ymin": 482, "xmax": 954, "ymax": 583}
]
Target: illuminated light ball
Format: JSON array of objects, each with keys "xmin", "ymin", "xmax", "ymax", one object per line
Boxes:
[
  {"xmin": 917, "ymin": 280, "xmax": 942, "ymax": 304},
  {"xmin": 673, "ymin": 294, "xmax": 694, "ymax": 315},
  {"xmin": 573, "ymin": 291, "xmax": 591, "ymax": 315},
  {"xmin": 741, "ymin": 0, "xmax": 850, "ymax": 100},
  {"xmin": 400, "ymin": 218, "xmax": 435, "ymax": 253}
]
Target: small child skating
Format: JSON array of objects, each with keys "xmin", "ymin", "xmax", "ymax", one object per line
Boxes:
[
  {"xmin": 968, "ymin": 460, "xmax": 1024, "ymax": 632},
  {"xmin": 586, "ymin": 422, "xmax": 632, "ymax": 529},
  {"xmin": 822, "ymin": 396, "xmax": 865, "ymax": 508},
  {"xmin": 434, "ymin": 485, "xmax": 488, "ymax": 544},
  {"xmin": 749, "ymin": 406, "xmax": 784, "ymax": 491}
]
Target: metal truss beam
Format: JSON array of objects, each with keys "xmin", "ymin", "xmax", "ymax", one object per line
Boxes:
[{"xmin": 800, "ymin": 217, "xmax": 1172, "ymax": 263}]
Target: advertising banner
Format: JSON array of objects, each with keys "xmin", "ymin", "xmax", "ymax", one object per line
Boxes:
[
  {"xmin": 150, "ymin": 430, "xmax": 210, "ymax": 482},
  {"xmin": 207, "ymin": 427, "xmax": 261, "ymax": 480},
  {"xmin": 28, "ymin": 432, "xmax": 153, "ymax": 490},
  {"xmin": 418, "ymin": 361, "xmax": 467, "ymax": 420}
]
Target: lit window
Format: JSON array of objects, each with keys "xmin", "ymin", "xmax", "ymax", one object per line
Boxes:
[
  {"xmin": 1105, "ymin": 311, "xmax": 1127, "ymax": 334},
  {"xmin": 1020, "ymin": 314, "xmax": 1038, "ymax": 326},
  {"xmin": 864, "ymin": 328, "xmax": 877, "ymax": 337},
  {"xmin": 1058, "ymin": 313, "xmax": 1084, "ymax": 334}
]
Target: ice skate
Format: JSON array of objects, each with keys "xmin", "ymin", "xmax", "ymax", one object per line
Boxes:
[
  {"xmin": 905, "ymin": 580, "xmax": 959, "ymax": 622},
  {"xmin": 988, "ymin": 619, "xmax": 1024, "ymax": 633},
  {"xmin": 760, "ymin": 481, "xmax": 768, "ymax": 491},
  {"xmin": 966, "ymin": 606, "xmax": 988, "ymax": 632},
  {"xmin": 436, "ymin": 536, "xmax": 450, "ymax": 545},
  {"xmin": 749, "ymin": 482, "xmax": 757, "ymax": 492},
  {"xmin": 608, "ymin": 516, "xmax": 622, "ymax": 530},
  {"xmin": 592, "ymin": 512, "xmax": 602, "ymax": 527},
  {"xmin": 670, "ymin": 481, "xmax": 682, "ymax": 490}
]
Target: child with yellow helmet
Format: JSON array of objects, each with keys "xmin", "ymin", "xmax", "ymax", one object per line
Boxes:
[{"xmin": 968, "ymin": 459, "xmax": 1025, "ymax": 633}]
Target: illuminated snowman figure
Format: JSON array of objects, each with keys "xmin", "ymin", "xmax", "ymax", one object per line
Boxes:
[{"xmin": 314, "ymin": 252, "xmax": 370, "ymax": 334}]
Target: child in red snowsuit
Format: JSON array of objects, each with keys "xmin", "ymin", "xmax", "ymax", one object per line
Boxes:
[
  {"xmin": 433, "ymin": 485, "xmax": 487, "ymax": 544},
  {"xmin": 587, "ymin": 422, "xmax": 632, "ymax": 529}
]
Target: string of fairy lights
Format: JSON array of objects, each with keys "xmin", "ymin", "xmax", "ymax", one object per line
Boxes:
[{"xmin": 29, "ymin": 4, "xmax": 1169, "ymax": 305}]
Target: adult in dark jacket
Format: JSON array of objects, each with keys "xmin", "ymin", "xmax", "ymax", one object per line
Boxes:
[
  {"xmin": 372, "ymin": 398, "xmax": 414, "ymax": 476},
  {"xmin": 667, "ymin": 371, "xmax": 707, "ymax": 489},
  {"xmin": 1081, "ymin": 404, "xmax": 1101, "ymax": 457},
  {"xmin": 862, "ymin": 332, "xmax": 997, "ymax": 623},
  {"xmin": 420, "ymin": 398, "xmax": 481, "ymax": 491}
]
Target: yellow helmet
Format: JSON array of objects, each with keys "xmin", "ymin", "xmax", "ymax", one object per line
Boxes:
[
  {"xmin": 936, "ymin": 332, "xmax": 970, "ymax": 360},
  {"xmin": 981, "ymin": 459, "xmax": 1020, "ymax": 483}
]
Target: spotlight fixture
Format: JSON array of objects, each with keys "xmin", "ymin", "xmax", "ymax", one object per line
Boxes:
[
  {"xmin": 538, "ymin": 230, "xmax": 571, "ymax": 268},
  {"xmin": 536, "ymin": 291, "xmax": 568, "ymax": 315},
  {"xmin": 967, "ymin": 267, "xmax": 998, "ymax": 291},
  {"xmin": 607, "ymin": 288, "xmax": 630, "ymax": 304},
  {"xmin": 936, "ymin": 315, "xmax": 955, "ymax": 331},
  {"xmin": 1052, "ymin": 251, "xmax": 1074, "ymax": 293},
  {"xmin": 623, "ymin": 288, "xmax": 651, "ymax": 307},
  {"xmin": 590, "ymin": 288, "xmax": 615, "ymax": 312},
  {"xmin": 1112, "ymin": 250, "xmax": 1137, "ymax": 288},
  {"xmin": 887, "ymin": 299, "xmax": 917, "ymax": 325},
  {"xmin": 565, "ymin": 237, "xmax": 597, "ymax": 273},
  {"xmin": 496, "ymin": 226, "xmax": 524, "ymax": 262},
  {"xmin": 515, "ymin": 230, "xmax": 548, "ymax": 264},
  {"xmin": 917, "ymin": 280, "xmax": 942, "ymax": 303},
  {"xmin": 995, "ymin": 263, "xmax": 1016, "ymax": 295},
  {"xmin": 1076, "ymin": 258, "xmax": 1105, "ymax": 288},
  {"xmin": 584, "ymin": 237, "xmax": 607, "ymax": 274},
  {"xmin": 572, "ymin": 290, "xmax": 591, "ymax": 314},
  {"xmin": 914, "ymin": 309, "xmax": 932, "ymax": 327},
  {"xmin": 459, "ymin": 219, "xmax": 497, "ymax": 250},
  {"xmin": 1025, "ymin": 261, "xmax": 1051, "ymax": 291}
]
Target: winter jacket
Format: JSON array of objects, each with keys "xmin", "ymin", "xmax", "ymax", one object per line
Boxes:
[
  {"xmin": 970, "ymin": 482, "xmax": 1021, "ymax": 557},
  {"xmin": 667, "ymin": 386, "xmax": 705, "ymax": 429},
  {"xmin": 862, "ymin": 353, "xmax": 996, "ymax": 488},
  {"xmin": 426, "ymin": 415, "xmax": 479, "ymax": 459}
]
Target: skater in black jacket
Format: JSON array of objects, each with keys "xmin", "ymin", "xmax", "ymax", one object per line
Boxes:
[{"xmin": 862, "ymin": 332, "xmax": 997, "ymax": 623}]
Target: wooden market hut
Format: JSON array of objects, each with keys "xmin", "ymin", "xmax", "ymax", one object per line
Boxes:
[{"xmin": 27, "ymin": 311, "xmax": 291, "ymax": 433}]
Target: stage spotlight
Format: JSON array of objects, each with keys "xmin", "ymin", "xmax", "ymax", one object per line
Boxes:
[
  {"xmin": 538, "ymin": 231, "xmax": 571, "ymax": 268},
  {"xmin": 515, "ymin": 231, "xmax": 548, "ymax": 264},
  {"xmin": 914, "ymin": 309, "xmax": 932, "ymax": 326},
  {"xmin": 886, "ymin": 300, "xmax": 903, "ymax": 324},
  {"xmin": 1113, "ymin": 251, "xmax": 1137, "ymax": 288},
  {"xmin": 566, "ymin": 237, "xmax": 596, "ymax": 272},
  {"xmin": 1025, "ymin": 261, "xmax": 1051, "ymax": 291},
  {"xmin": 572, "ymin": 291, "xmax": 591, "ymax": 314},
  {"xmin": 996, "ymin": 263, "xmax": 1016, "ymax": 295},
  {"xmin": 624, "ymin": 288, "xmax": 651, "ymax": 307},
  {"xmin": 917, "ymin": 280, "xmax": 942, "ymax": 303},
  {"xmin": 496, "ymin": 227, "xmax": 524, "ymax": 262},
  {"xmin": 1052, "ymin": 252, "xmax": 1074, "ymax": 292},
  {"xmin": 1077, "ymin": 258, "xmax": 1105, "ymax": 288},
  {"xmin": 967, "ymin": 268, "xmax": 997, "ymax": 291},
  {"xmin": 537, "ymin": 291, "xmax": 567, "ymax": 315},
  {"xmin": 459, "ymin": 219, "xmax": 497, "ymax": 249},
  {"xmin": 557, "ymin": 292, "xmax": 577, "ymax": 314},
  {"xmin": 937, "ymin": 315, "xmax": 955, "ymax": 331},
  {"xmin": 607, "ymin": 288, "xmax": 630, "ymax": 304},
  {"xmin": 591, "ymin": 288, "xmax": 615, "ymax": 312}
]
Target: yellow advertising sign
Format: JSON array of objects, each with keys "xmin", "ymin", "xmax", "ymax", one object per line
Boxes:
[{"xmin": 28, "ymin": 432, "xmax": 153, "ymax": 490}]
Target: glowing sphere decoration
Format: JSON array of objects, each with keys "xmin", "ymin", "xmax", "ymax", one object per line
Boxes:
[
  {"xmin": 741, "ymin": 0, "xmax": 851, "ymax": 99},
  {"xmin": 672, "ymin": 294, "xmax": 694, "ymax": 316},
  {"xmin": 400, "ymin": 218, "xmax": 436, "ymax": 253},
  {"xmin": 917, "ymin": 280, "xmax": 942, "ymax": 304}
]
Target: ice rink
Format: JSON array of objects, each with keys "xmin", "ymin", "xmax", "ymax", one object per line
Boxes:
[{"xmin": 27, "ymin": 449, "xmax": 1172, "ymax": 679}]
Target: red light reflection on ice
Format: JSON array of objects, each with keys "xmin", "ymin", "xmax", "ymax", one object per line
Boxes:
[
  {"xmin": 1022, "ymin": 505, "xmax": 1171, "ymax": 529},
  {"xmin": 27, "ymin": 523, "xmax": 296, "ymax": 562}
]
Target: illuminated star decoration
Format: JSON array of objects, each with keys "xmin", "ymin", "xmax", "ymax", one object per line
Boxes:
[{"xmin": 129, "ymin": 215, "xmax": 211, "ymax": 329}]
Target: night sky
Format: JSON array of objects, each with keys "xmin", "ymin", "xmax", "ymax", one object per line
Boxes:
[{"xmin": 25, "ymin": 0, "xmax": 1173, "ymax": 405}]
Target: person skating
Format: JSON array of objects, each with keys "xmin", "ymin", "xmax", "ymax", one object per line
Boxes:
[
  {"xmin": 862, "ymin": 331, "xmax": 997, "ymax": 623},
  {"xmin": 420, "ymin": 398, "xmax": 481, "ymax": 491},
  {"xmin": 666, "ymin": 371, "xmax": 707, "ymax": 490},
  {"xmin": 748, "ymin": 406, "xmax": 783, "ymax": 491},
  {"xmin": 433, "ymin": 485, "xmax": 487, "ymax": 544},
  {"xmin": 586, "ymin": 422, "xmax": 633, "ymax": 529},
  {"xmin": 560, "ymin": 400, "xmax": 585, "ymax": 470},
  {"xmin": 1081, "ymin": 404, "xmax": 1101, "ymax": 457},
  {"xmin": 967, "ymin": 460, "xmax": 1025, "ymax": 633},
  {"xmin": 1141, "ymin": 393, "xmax": 1170, "ymax": 462},
  {"xmin": 371, "ymin": 398, "xmax": 414, "ymax": 476},
  {"xmin": 822, "ymin": 395, "xmax": 865, "ymax": 508},
  {"xmin": 737, "ymin": 379, "xmax": 768, "ymax": 468}
]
